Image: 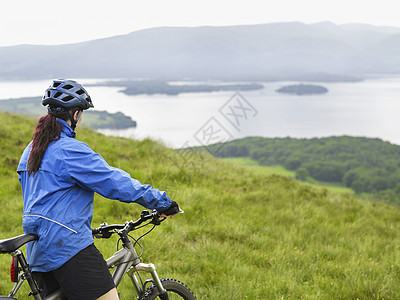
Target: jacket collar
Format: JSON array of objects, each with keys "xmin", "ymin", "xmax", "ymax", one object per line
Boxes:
[{"xmin": 57, "ymin": 119, "xmax": 76, "ymax": 138}]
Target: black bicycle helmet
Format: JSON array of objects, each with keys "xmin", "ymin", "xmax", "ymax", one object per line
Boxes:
[{"xmin": 42, "ymin": 79, "xmax": 94, "ymax": 110}]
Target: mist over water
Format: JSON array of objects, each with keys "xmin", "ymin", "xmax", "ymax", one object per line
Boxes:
[{"xmin": 1, "ymin": 78, "xmax": 400, "ymax": 148}]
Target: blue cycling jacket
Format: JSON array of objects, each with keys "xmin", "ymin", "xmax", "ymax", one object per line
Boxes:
[{"xmin": 17, "ymin": 119, "xmax": 172, "ymax": 272}]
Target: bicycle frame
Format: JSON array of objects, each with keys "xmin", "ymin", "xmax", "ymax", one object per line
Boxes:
[
  {"xmin": 8, "ymin": 249, "xmax": 42, "ymax": 300},
  {"xmin": 7, "ymin": 231, "xmax": 167, "ymax": 299},
  {"xmin": 105, "ymin": 233, "xmax": 167, "ymax": 297}
]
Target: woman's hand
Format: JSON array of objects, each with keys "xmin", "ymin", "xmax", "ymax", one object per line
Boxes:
[{"xmin": 158, "ymin": 201, "xmax": 181, "ymax": 218}]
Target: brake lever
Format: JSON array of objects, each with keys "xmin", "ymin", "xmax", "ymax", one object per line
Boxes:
[
  {"xmin": 93, "ymin": 222, "xmax": 113, "ymax": 239},
  {"xmin": 150, "ymin": 216, "xmax": 166, "ymax": 225},
  {"xmin": 94, "ymin": 230, "xmax": 113, "ymax": 239},
  {"xmin": 151, "ymin": 208, "xmax": 183, "ymax": 224}
]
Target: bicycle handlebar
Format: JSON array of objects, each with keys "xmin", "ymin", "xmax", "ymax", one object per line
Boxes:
[{"xmin": 92, "ymin": 210, "xmax": 162, "ymax": 238}]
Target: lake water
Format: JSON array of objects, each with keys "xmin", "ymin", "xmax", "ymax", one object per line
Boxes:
[{"xmin": 1, "ymin": 78, "xmax": 400, "ymax": 148}]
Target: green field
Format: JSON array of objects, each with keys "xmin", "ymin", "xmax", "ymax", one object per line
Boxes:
[
  {"xmin": 0, "ymin": 112, "xmax": 399, "ymax": 299},
  {"xmin": 222, "ymin": 157, "xmax": 355, "ymax": 195}
]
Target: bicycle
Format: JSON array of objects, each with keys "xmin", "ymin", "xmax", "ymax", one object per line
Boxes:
[{"xmin": 0, "ymin": 210, "xmax": 196, "ymax": 300}]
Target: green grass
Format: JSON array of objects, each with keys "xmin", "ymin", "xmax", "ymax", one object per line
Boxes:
[
  {"xmin": 0, "ymin": 112, "xmax": 399, "ymax": 299},
  {"xmin": 222, "ymin": 157, "xmax": 354, "ymax": 195},
  {"xmin": 307, "ymin": 179, "xmax": 355, "ymax": 195},
  {"xmin": 222, "ymin": 157, "xmax": 296, "ymax": 177}
]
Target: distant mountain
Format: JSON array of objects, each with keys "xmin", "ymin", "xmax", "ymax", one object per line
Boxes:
[{"xmin": 1, "ymin": 22, "xmax": 400, "ymax": 81}]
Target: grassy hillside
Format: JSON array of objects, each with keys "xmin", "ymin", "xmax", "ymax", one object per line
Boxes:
[
  {"xmin": 0, "ymin": 112, "xmax": 399, "ymax": 299},
  {"xmin": 221, "ymin": 157, "xmax": 355, "ymax": 195},
  {"xmin": 204, "ymin": 136, "xmax": 400, "ymax": 205}
]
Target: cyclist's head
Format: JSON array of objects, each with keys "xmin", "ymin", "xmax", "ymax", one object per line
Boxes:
[
  {"xmin": 42, "ymin": 79, "xmax": 94, "ymax": 130},
  {"xmin": 27, "ymin": 79, "xmax": 93, "ymax": 176}
]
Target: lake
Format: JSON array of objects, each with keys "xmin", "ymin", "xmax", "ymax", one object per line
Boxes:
[{"xmin": 1, "ymin": 78, "xmax": 400, "ymax": 148}]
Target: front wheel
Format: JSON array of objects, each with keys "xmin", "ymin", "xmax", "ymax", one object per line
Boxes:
[{"xmin": 141, "ymin": 278, "xmax": 196, "ymax": 300}]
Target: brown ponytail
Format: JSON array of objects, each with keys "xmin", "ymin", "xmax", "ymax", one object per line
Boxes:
[{"xmin": 27, "ymin": 114, "xmax": 62, "ymax": 176}]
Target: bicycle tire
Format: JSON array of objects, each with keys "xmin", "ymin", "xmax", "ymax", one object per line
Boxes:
[{"xmin": 141, "ymin": 278, "xmax": 196, "ymax": 300}]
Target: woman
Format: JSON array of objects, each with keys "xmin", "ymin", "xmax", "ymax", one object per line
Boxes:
[{"xmin": 17, "ymin": 79, "xmax": 179, "ymax": 299}]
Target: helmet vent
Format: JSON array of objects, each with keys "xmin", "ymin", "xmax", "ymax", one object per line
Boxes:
[
  {"xmin": 62, "ymin": 95, "xmax": 74, "ymax": 102},
  {"xmin": 62, "ymin": 84, "xmax": 74, "ymax": 90},
  {"xmin": 43, "ymin": 80, "xmax": 92, "ymax": 109}
]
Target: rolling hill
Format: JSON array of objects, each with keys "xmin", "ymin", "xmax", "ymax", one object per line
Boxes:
[
  {"xmin": 199, "ymin": 136, "xmax": 400, "ymax": 205},
  {"xmin": 0, "ymin": 112, "xmax": 399, "ymax": 299}
]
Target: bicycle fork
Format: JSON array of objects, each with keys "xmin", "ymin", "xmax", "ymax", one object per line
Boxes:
[
  {"xmin": 128, "ymin": 263, "xmax": 169, "ymax": 299},
  {"xmin": 108, "ymin": 237, "xmax": 169, "ymax": 299}
]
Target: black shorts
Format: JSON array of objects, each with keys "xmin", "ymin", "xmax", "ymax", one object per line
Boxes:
[{"xmin": 33, "ymin": 244, "xmax": 115, "ymax": 300}]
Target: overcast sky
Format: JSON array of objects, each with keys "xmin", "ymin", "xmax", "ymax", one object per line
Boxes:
[{"xmin": 1, "ymin": 0, "xmax": 399, "ymax": 47}]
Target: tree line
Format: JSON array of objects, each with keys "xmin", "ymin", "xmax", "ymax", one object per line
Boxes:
[{"xmin": 205, "ymin": 136, "xmax": 400, "ymax": 205}]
